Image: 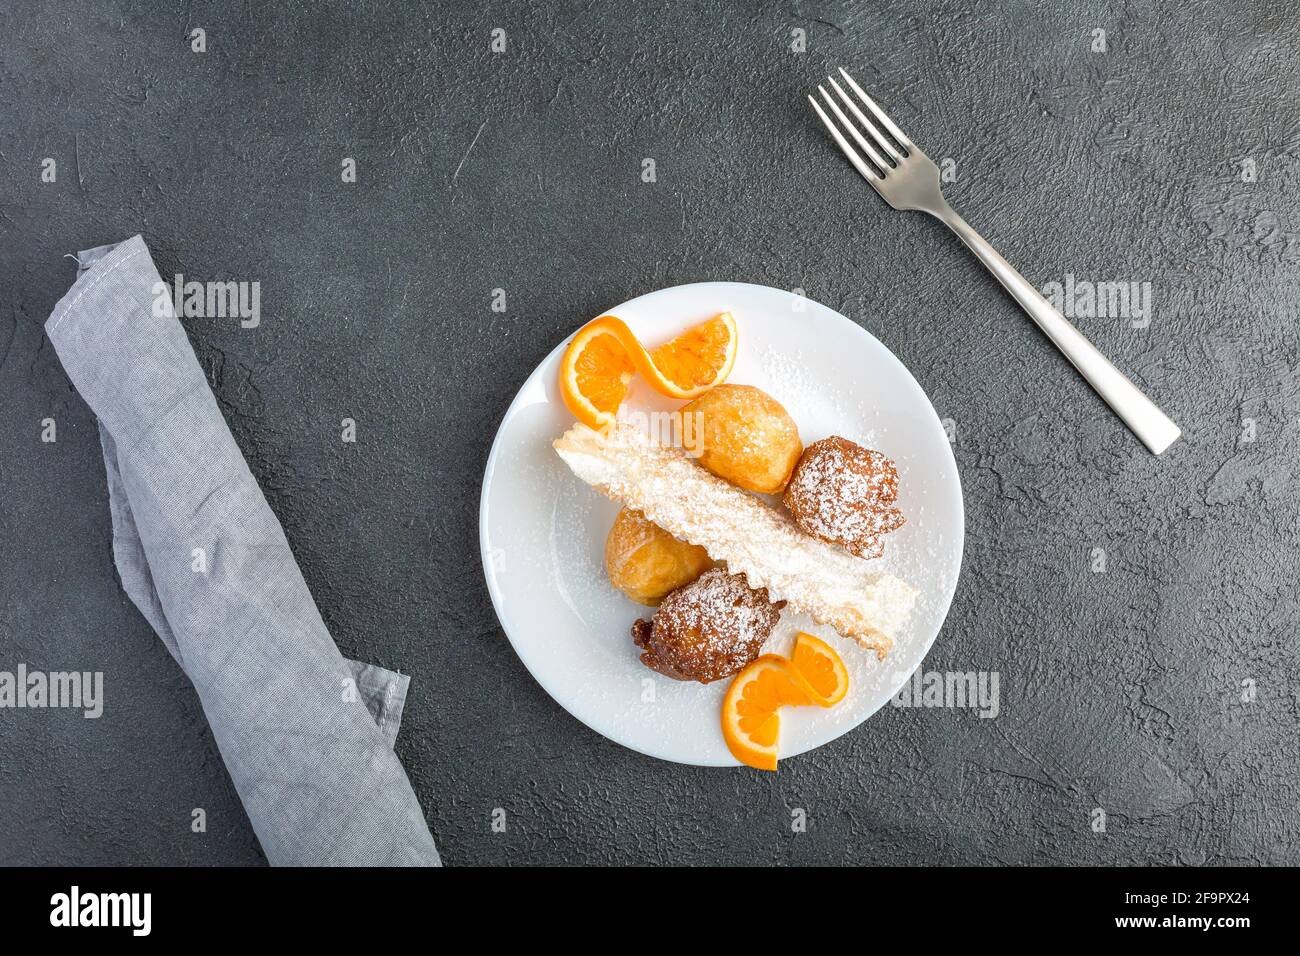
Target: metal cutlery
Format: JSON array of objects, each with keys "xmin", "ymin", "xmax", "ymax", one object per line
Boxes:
[{"xmin": 809, "ymin": 68, "xmax": 1182, "ymax": 455}]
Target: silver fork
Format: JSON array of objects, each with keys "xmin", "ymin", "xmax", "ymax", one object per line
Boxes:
[{"xmin": 809, "ymin": 68, "xmax": 1181, "ymax": 455}]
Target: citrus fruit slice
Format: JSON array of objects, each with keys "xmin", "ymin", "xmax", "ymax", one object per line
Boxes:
[
  {"xmin": 721, "ymin": 655, "xmax": 813, "ymax": 771},
  {"xmin": 644, "ymin": 311, "xmax": 738, "ymax": 399},
  {"xmin": 558, "ymin": 316, "xmax": 639, "ymax": 430},
  {"xmin": 789, "ymin": 632, "xmax": 850, "ymax": 707},
  {"xmin": 559, "ymin": 312, "xmax": 739, "ymax": 429}
]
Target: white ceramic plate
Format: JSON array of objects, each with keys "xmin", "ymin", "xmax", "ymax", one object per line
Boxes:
[{"xmin": 480, "ymin": 282, "xmax": 963, "ymax": 766}]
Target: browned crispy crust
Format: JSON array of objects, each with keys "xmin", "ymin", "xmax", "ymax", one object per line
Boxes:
[
  {"xmin": 782, "ymin": 436, "xmax": 905, "ymax": 560},
  {"xmin": 631, "ymin": 569, "xmax": 784, "ymax": 683}
]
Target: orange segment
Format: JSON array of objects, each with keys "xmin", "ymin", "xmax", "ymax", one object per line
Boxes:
[
  {"xmin": 789, "ymin": 632, "xmax": 850, "ymax": 707},
  {"xmin": 721, "ymin": 655, "xmax": 812, "ymax": 771},
  {"xmin": 558, "ymin": 317, "xmax": 638, "ymax": 430},
  {"xmin": 558, "ymin": 313, "xmax": 739, "ymax": 429},
  {"xmin": 644, "ymin": 312, "xmax": 738, "ymax": 399},
  {"xmin": 721, "ymin": 636, "xmax": 852, "ymax": 770}
]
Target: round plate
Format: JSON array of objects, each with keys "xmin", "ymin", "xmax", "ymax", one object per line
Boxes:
[{"xmin": 480, "ymin": 282, "xmax": 963, "ymax": 766}]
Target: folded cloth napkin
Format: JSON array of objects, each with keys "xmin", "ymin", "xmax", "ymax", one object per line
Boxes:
[{"xmin": 45, "ymin": 235, "xmax": 440, "ymax": 866}]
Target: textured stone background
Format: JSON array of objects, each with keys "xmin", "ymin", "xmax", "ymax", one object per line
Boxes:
[{"xmin": 2, "ymin": 0, "xmax": 1298, "ymax": 866}]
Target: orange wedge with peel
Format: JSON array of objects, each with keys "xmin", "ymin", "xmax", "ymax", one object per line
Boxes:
[
  {"xmin": 558, "ymin": 313, "xmax": 739, "ymax": 429},
  {"xmin": 558, "ymin": 316, "xmax": 639, "ymax": 430},
  {"xmin": 721, "ymin": 655, "xmax": 813, "ymax": 771},
  {"xmin": 644, "ymin": 311, "xmax": 738, "ymax": 399},
  {"xmin": 789, "ymin": 632, "xmax": 850, "ymax": 707}
]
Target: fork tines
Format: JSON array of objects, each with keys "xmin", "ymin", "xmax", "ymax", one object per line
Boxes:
[{"xmin": 808, "ymin": 68, "xmax": 915, "ymax": 181}]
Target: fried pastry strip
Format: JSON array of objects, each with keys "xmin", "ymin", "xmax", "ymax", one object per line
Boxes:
[{"xmin": 553, "ymin": 422, "xmax": 917, "ymax": 657}]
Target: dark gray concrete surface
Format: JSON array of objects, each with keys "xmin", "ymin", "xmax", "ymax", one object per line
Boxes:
[{"xmin": 2, "ymin": 1, "xmax": 1298, "ymax": 866}]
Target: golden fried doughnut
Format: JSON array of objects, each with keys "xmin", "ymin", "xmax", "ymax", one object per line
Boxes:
[
  {"xmin": 681, "ymin": 384, "xmax": 802, "ymax": 494},
  {"xmin": 604, "ymin": 507, "xmax": 712, "ymax": 606},
  {"xmin": 782, "ymin": 436, "xmax": 905, "ymax": 560},
  {"xmin": 631, "ymin": 568, "xmax": 784, "ymax": 683}
]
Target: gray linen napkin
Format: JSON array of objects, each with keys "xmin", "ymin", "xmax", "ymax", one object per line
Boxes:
[{"xmin": 45, "ymin": 235, "xmax": 440, "ymax": 867}]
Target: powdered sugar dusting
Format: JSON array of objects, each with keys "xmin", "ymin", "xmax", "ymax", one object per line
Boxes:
[
  {"xmin": 633, "ymin": 568, "xmax": 782, "ymax": 682},
  {"xmin": 784, "ymin": 436, "xmax": 905, "ymax": 559},
  {"xmin": 554, "ymin": 421, "xmax": 917, "ymax": 655}
]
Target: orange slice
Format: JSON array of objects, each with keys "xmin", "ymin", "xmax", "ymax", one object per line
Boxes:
[
  {"xmin": 644, "ymin": 312, "xmax": 738, "ymax": 399},
  {"xmin": 789, "ymin": 632, "xmax": 850, "ymax": 707},
  {"xmin": 558, "ymin": 316, "xmax": 639, "ymax": 430},
  {"xmin": 721, "ymin": 655, "xmax": 812, "ymax": 771},
  {"xmin": 558, "ymin": 313, "xmax": 739, "ymax": 428}
]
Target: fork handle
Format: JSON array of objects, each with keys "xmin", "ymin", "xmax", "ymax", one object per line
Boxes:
[{"xmin": 934, "ymin": 205, "xmax": 1181, "ymax": 455}]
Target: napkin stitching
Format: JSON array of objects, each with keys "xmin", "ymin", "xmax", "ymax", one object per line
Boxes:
[{"xmin": 48, "ymin": 247, "xmax": 146, "ymax": 334}]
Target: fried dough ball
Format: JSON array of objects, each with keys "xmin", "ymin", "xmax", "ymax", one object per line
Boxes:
[
  {"xmin": 631, "ymin": 568, "xmax": 784, "ymax": 683},
  {"xmin": 681, "ymin": 384, "xmax": 803, "ymax": 494},
  {"xmin": 782, "ymin": 436, "xmax": 905, "ymax": 560},
  {"xmin": 605, "ymin": 508, "xmax": 712, "ymax": 606}
]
